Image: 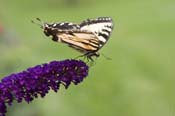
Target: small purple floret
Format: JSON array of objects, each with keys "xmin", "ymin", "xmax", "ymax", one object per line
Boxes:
[{"xmin": 0, "ymin": 59, "xmax": 89, "ymax": 116}]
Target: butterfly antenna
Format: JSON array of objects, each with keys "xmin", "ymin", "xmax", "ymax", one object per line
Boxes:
[
  {"xmin": 101, "ymin": 53, "xmax": 112, "ymax": 60},
  {"xmin": 36, "ymin": 18, "xmax": 41, "ymax": 22},
  {"xmin": 31, "ymin": 18, "xmax": 44, "ymax": 29}
]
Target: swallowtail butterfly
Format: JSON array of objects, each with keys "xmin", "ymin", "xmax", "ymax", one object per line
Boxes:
[{"xmin": 32, "ymin": 17, "xmax": 114, "ymax": 61}]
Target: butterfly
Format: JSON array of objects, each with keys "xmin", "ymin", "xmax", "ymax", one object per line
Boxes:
[{"xmin": 32, "ymin": 17, "xmax": 114, "ymax": 61}]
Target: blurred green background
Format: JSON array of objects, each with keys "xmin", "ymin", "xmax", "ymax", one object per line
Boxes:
[{"xmin": 0, "ymin": 0, "xmax": 175, "ymax": 116}]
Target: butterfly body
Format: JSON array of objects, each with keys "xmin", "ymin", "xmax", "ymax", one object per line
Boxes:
[{"xmin": 36, "ymin": 17, "xmax": 114, "ymax": 61}]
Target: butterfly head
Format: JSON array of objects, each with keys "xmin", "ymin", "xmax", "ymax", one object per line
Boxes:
[
  {"xmin": 43, "ymin": 23, "xmax": 54, "ymax": 36},
  {"xmin": 32, "ymin": 18, "xmax": 55, "ymax": 36}
]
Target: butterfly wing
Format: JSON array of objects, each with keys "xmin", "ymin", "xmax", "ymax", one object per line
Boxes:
[
  {"xmin": 48, "ymin": 22, "xmax": 80, "ymax": 30},
  {"xmin": 56, "ymin": 31, "xmax": 100, "ymax": 53},
  {"xmin": 79, "ymin": 17, "xmax": 114, "ymax": 49}
]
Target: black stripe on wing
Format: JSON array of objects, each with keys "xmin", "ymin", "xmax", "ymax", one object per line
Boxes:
[
  {"xmin": 49, "ymin": 22, "xmax": 80, "ymax": 30},
  {"xmin": 98, "ymin": 32, "xmax": 109, "ymax": 41},
  {"xmin": 79, "ymin": 17, "xmax": 113, "ymax": 27}
]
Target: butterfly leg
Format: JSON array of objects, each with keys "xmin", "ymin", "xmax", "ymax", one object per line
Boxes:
[
  {"xmin": 74, "ymin": 54, "xmax": 92, "ymax": 63},
  {"xmin": 74, "ymin": 54, "xmax": 84, "ymax": 59},
  {"xmin": 85, "ymin": 52, "xmax": 100, "ymax": 62},
  {"xmin": 74, "ymin": 52, "xmax": 99, "ymax": 63}
]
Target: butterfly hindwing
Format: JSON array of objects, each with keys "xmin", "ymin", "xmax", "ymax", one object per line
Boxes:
[{"xmin": 56, "ymin": 31, "xmax": 100, "ymax": 52}]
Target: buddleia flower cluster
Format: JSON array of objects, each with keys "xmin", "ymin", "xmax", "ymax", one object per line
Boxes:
[{"xmin": 0, "ymin": 59, "xmax": 89, "ymax": 116}]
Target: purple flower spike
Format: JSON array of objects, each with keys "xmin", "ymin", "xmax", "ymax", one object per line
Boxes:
[{"xmin": 0, "ymin": 59, "xmax": 89, "ymax": 116}]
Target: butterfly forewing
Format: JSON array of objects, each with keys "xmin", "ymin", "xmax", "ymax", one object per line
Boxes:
[
  {"xmin": 79, "ymin": 17, "xmax": 113, "ymax": 48},
  {"xmin": 50, "ymin": 22, "xmax": 80, "ymax": 30}
]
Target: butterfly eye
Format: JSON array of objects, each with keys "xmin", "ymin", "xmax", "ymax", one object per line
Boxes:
[{"xmin": 44, "ymin": 28, "xmax": 51, "ymax": 36}]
